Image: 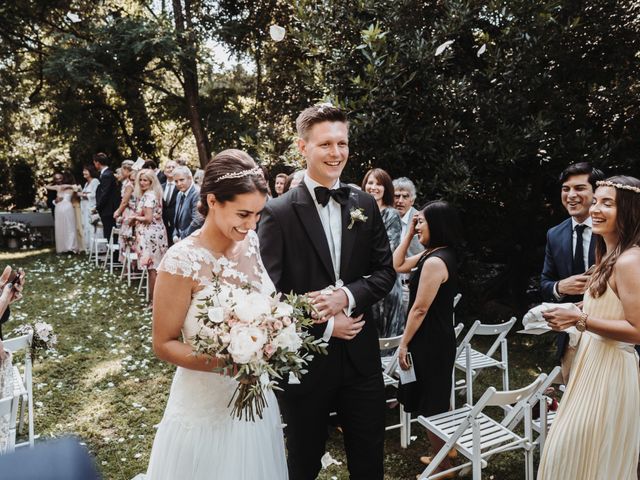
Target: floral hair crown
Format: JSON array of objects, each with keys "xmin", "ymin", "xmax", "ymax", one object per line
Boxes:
[
  {"xmin": 214, "ymin": 166, "xmax": 262, "ymax": 183},
  {"xmin": 596, "ymin": 180, "xmax": 640, "ymax": 194}
]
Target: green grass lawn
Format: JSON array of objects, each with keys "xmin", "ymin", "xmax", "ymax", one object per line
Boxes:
[{"xmin": 1, "ymin": 249, "xmax": 557, "ymax": 479}]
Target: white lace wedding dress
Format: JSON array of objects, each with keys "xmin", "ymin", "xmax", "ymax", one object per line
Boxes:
[{"xmin": 135, "ymin": 230, "xmax": 288, "ymax": 480}]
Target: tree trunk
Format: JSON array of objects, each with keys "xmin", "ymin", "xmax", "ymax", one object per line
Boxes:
[{"xmin": 172, "ymin": 0, "xmax": 210, "ymax": 168}]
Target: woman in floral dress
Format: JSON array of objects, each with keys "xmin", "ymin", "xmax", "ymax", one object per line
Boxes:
[
  {"xmin": 132, "ymin": 169, "xmax": 168, "ymax": 306},
  {"xmin": 114, "ymin": 160, "xmax": 137, "ymax": 262}
]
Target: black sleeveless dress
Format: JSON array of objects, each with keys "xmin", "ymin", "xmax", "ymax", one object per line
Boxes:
[{"xmin": 398, "ymin": 247, "xmax": 457, "ymax": 417}]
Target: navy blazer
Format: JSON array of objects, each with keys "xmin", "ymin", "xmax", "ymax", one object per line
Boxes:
[
  {"xmin": 173, "ymin": 184, "xmax": 200, "ymax": 239},
  {"xmin": 540, "ymin": 217, "xmax": 596, "ymax": 302}
]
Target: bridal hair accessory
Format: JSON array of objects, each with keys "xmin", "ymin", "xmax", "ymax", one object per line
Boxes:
[
  {"xmin": 596, "ymin": 180, "xmax": 640, "ymax": 194},
  {"xmin": 214, "ymin": 166, "xmax": 263, "ymax": 183}
]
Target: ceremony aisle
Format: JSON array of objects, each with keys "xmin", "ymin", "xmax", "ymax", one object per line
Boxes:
[{"xmin": 0, "ymin": 248, "xmax": 554, "ymax": 479}]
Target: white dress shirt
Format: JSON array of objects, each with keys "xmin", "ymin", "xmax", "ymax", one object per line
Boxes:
[
  {"xmin": 163, "ymin": 181, "xmax": 175, "ymax": 203},
  {"xmin": 303, "ymin": 175, "xmax": 356, "ymax": 341}
]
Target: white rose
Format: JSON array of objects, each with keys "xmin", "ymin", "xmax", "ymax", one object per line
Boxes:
[
  {"xmin": 234, "ymin": 292, "xmax": 272, "ymax": 324},
  {"xmin": 272, "ymin": 324, "xmax": 303, "ymax": 353},
  {"xmin": 274, "ymin": 302, "xmax": 293, "ymax": 318},
  {"xmin": 227, "ymin": 325, "xmax": 267, "ymax": 364},
  {"xmin": 207, "ymin": 306, "xmax": 225, "ymax": 324}
]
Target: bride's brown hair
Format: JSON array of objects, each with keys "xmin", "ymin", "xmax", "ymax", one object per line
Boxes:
[
  {"xmin": 198, "ymin": 149, "xmax": 269, "ymax": 216},
  {"xmin": 589, "ymin": 175, "xmax": 640, "ymax": 297}
]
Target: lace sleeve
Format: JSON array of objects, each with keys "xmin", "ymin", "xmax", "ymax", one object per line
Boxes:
[{"xmin": 158, "ymin": 240, "xmax": 203, "ymax": 280}]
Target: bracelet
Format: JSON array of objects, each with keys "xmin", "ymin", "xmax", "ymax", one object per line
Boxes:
[{"xmin": 576, "ymin": 312, "xmax": 588, "ymax": 332}]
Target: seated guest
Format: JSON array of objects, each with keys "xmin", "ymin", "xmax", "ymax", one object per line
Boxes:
[
  {"xmin": 274, "ymin": 173, "xmax": 288, "ymax": 197},
  {"xmin": 362, "ymin": 168, "xmax": 405, "ymax": 337},
  {"xmin": 132, "ymin": 169, "xmax": 168, "ymax": 307},
  {"xmin": 394, "ymin": 200, "xmax": 462, "ymax": 475},
  {"xmin": 173, "ymin": 166, "xmax": 200, "ymax": 242}
]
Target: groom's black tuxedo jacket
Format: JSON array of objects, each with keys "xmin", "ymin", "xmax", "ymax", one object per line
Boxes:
[{"xmin": 259, "ymin": 183, "xmax": 396, "ymax": 392}]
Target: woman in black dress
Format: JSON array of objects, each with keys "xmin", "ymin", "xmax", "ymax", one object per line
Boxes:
[{"xmin": 393, "ymin": 200, "xmax": 462, "ymax": 475}]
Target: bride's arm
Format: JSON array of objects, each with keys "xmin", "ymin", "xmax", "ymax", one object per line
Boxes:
[
  {"xmin": 545, "ymin": 249, "xmax": 640, "ymax": 344},
  {"xmin": 152, "ymin": 271, "xmax": 222, "ymax": 372}
]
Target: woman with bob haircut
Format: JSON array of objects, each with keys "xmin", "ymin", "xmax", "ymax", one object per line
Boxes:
[
  {"xmin": 362, "ymin": 167, "xmax": 405, "ymax": 337},
  {"xmin": 538, "ymin": 175, "xmax": 640, "ymax": 479},
  {"xmin": 393, "ymin": 200, "xmax": 462, "ymax": 475}
]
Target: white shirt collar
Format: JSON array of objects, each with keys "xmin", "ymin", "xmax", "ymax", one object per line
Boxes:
[
  {"xmin": 303, "ymin": 174, "xmax": 341, "ymax": 207},
  {"xmin": 181, "ymin": 183, "xmax": 194, "ymax": 197},
  {"xmin": 571, "ymin": 216, "xmax": 593, "ymax": 229},
  {"xmin": 401, "ymin": 208, "xmax": 414, "ymax": 225},
  {"xmin": 100, "ymin": 166, "xmax": 108, "ymax": 174}
]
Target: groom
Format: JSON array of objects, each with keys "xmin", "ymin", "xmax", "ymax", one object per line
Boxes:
[{"xmin": 259, "ymin": 104, "xmax": 396, "ymax": 479}]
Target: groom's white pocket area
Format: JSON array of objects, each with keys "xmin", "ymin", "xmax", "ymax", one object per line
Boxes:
[{"xmin": 398, "ymin": 352, "xmax": 416, "ymax": 384}]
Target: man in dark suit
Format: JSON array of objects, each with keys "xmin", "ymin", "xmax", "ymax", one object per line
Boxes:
[
  {"xmin": 172, "ymin": 166, "xmax": 200, "ymax": 242},
  {"xmin": 161, "ymin": 160, "xmax": 179, "ymax": 245},
  {"xmin": 46, "ymin": 172, "xmax": 63, "ymax": 218},
  {"xmin": 541, "ymin": 162, "xmax": 604, "ymax": 360},
  {"xmin": 259, "ymin": 104, "xmax": 396, "ymax": 480},
  {"xmin": 93, "ymin": 152, "xmax": 121, "ymax": 241}
]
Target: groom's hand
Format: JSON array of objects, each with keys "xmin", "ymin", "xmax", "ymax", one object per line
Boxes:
[
  {"xmin": 331, "ymin": 313, "xmax": 364, "ymax": 340},
  {"xmin": 309, "ymin": 288, "xmax": 348, "ymax": 322}
]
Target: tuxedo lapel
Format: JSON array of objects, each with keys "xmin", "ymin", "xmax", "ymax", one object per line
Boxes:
[
  {"xmin": 292, "ymin": 185, "xmax": 336, "ymax": 282},
  {"xmin": 339, "ymin": 186, "xmax": 358, "ymax": 276}
]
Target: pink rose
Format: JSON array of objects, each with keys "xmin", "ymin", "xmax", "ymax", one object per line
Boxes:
[
  {"xmin": 264, "ymin": 343, "xmax": 276, "ymax": 358},
  {"xmin": 282, "ymin": 317, "xmax": 292, "ymax": 327},
  {"xmin": 273, "ymin": 320, "xmax": 284, "ymax": 331}
]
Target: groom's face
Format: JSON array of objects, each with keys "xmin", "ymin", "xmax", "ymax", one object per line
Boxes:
[{"xmin": 298, "ymin": 121, "xmax": 349, "ymax": 187}]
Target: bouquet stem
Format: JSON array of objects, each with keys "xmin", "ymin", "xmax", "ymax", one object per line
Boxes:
[{"xmin": 228, "ymin": 381, "xmax": 267, "ymax": 421}]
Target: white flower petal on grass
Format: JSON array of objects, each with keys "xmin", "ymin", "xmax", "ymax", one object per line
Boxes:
[
  {"xmin": 435, "ymin": 39, "xmax": 455, "ymax": 56},
  {"xmin": 477, "ymin": 43, "xmax": 487, "ymax": 56},
  {"xmin": 320, "ymin": 452, "xmax": 343, "ymax": 468},
  {"xmin": 269, "ymin": 25, "xmax": 286, "ymax": 42}
]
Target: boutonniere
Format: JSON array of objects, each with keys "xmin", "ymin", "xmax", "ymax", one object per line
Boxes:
[{"xmin": 348, "ymin": 207, "xmax": 367, "ymax": 230}]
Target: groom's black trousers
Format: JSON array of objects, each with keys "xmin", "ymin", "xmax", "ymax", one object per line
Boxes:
[{"xmin": 280, "ymin": 342, "xmax": 386, "ymax": 480}]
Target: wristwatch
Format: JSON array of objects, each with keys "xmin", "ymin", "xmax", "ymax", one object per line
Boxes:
[{"xmin": 576, "ymin": 312, "xmax": 588, "ymax": 332}]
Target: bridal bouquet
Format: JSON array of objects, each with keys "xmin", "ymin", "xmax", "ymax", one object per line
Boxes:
[{"xmin": 191, "ymin": 279, "xmax": 327, "ymax": 421}]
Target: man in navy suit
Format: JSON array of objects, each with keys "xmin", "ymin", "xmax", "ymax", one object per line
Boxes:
[
  {"xmin": 172, "ymin": 166, "xmax": 200, "ymax": 242},
  {"xmin": 541, "ymin": 162, "xmax": 604, "ymax": 360},
  {"xmin": 93, "ymin": 152, "xmax": 121, "ymax": 241}
]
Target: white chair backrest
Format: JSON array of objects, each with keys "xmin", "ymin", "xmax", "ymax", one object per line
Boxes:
[
  {"xmin": 379, "ymin": 335, "xmax": 402, "ymax": 350},
  {"xmin": 453, "ymin": 293, "xmax": 462, "ymax": 308},
  {"xmin": 3, "ymin": 333, "xmax": 32, "ymax": 354},
  {"xmin": 454, "ymin": 323, "xmax": 464, "ymax": 338},
  {"xmin": 456, "ymin": 317, "xmax": 516, "ymax": 359},
  {"xmin": 502, "ymin": 366, "xmax": 562, "ymax": 428},
  {"xmin": 0, "ymin": 396, "xmax": 12, "ymax": 417},
  {"xmin": 486, "ymin": 375, "xmax": 545, "ymax": 408}
]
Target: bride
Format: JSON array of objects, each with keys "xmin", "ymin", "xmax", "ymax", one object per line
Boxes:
[{"xmin": 135, "ymin": 150, "xmax": 288, "ymax": 479}]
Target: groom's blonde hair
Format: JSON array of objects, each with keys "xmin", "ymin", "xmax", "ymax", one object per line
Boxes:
[{"xmin": 296, "ymin": 104, "xmax": 348, "ymax": 140}]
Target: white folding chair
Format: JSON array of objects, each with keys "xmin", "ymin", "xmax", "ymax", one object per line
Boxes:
[
  {"xmin": 378, "ymin": 336, "xmax": 411, "ymax": 448},
  {"xmin": 102, "ymin": 228, "xmax": 122, "ymax": 274},
  {"xmin": 3, "ymin": 333, "xmax": 34, "ymax": 448},
  {"xmin": 453, "ymin": 317, "xmax": 516, "ymax": 406},
  {"xmin": 531, "ymin": 366, "xmax": 564, "ymax": 452},
  {"xmin": 450, "ymin": 322, "xmax": 465, "ymax": 408},
  {"xmin": 0, "ymin": 394, "xmax": 19, "ymax": 455},
  {"xmin": 452, "ymin": 293, "xmax": 462, "ymax": 325},
  {"xmin": 89, "ymin": 236, "xmax": 108, "ymax": 265},
  {"xmin": 137, "ymin": 266, "xmax": 149, "ymax": 302},
  {"xmin": 417, "ymin": 375, "xmax": 544, "ymax": 480},
  {"xmin": 120, "ymin": 249, "xmax": 141, "ymax": 286}
]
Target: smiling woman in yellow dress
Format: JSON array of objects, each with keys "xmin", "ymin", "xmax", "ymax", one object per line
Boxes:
[{"xmin": 538, "ymin": 175, "xmax": 640, "ymax": 480}]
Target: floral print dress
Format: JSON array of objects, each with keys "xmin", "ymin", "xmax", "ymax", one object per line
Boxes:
[{"xmin": 135, "ymin": 191, "xmax": 168, "ymax": 269}]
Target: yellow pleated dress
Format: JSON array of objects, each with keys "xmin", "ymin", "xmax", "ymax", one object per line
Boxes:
[{"xmin": 538, "ymin": 284, "xmax": 640, "ymax": 479}]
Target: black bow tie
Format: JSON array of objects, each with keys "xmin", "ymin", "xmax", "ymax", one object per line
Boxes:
[{"xmin": 314, "ymin": 186, "xmax": 350, "ymax": 207}]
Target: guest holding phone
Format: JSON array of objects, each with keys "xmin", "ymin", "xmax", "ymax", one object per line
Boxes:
[{"xmin": 393, "ymin": 200, "xmax": 462, "ymax": 476}]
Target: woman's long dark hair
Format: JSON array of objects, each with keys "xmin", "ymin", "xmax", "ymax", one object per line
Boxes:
[
  {"xmin": 589, "ymin": 175, "xmax": 640, "ymax": 297},
  {"xmin": 421, "ymin": 200, "xmax": 463, "ymax": 249}
]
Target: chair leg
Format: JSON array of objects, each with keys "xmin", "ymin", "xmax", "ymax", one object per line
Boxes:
[
  {"xmin": 501, "ymin": 339, "xmax": 509, "ymax": 390},
  {"xmin": 472, "ymin": 419, "xmax": 482, "ymax": 479},
  {"xmin": 400, "ymin": 404, "xmax": 407, "ymax": 448},
  {"xmin": 466, "ymin": 345, "xmax": 473, "ymax": 405}
]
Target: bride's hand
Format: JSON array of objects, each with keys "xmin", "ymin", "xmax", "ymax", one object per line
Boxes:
[{"xmin": 543, "ymin": 307, "xmax": 581, "ymax": 331}]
